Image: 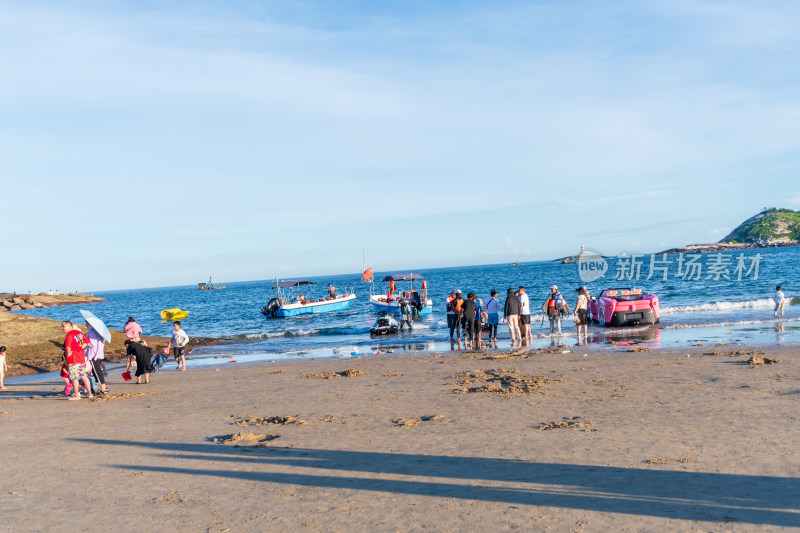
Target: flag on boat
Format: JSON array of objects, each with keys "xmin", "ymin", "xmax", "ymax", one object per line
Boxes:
[{"xmin": 362, "ymin": 268, "xmax": 373, "ymax": 282}]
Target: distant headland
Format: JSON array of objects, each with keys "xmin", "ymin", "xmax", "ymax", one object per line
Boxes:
[{"xmin": 658, "ymin": 208, "xmax": 800, "ymax": 254}]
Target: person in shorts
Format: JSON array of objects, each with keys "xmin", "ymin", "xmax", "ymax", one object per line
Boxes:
[
  {"xmin": 62, "ymin": 321, "xmax": 93, "ymax": 400},
  {"xmin": 518, "ymin": 286, "xmax": 532, "ymax": 344},
  {"xmin": 168, "ymin": 321, "xmax": 189, "ymax": 371},
  {"xmin": 774, "ymin": 285, "xmax": 785, "ymax": 318},
  {"xmin": 574, "ymin": 287, "xmax": 589, "ymax": 343}
]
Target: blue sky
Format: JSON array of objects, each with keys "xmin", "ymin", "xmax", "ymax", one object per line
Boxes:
[{"xmin": 2, "ymin": 0, "xmax": 800, "ymax": 292}]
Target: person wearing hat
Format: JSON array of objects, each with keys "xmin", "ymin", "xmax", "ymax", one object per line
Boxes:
[
  {"xmin": 574, "ymin": 287, "xmax": 589, "ymax": 343},
  {"xmin": 544, "ymin": 286, "xmax": 568, "ymax": 336}
]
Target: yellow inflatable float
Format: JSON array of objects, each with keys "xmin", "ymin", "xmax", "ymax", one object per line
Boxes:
[{"xmin": 161, "ymin": 308, "xmax": 189, "ymax": 322}]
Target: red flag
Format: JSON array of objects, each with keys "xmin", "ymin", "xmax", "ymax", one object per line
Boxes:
[{"xmin": 362, "ymin": 267, "xmax": 373, "ymax": 282}]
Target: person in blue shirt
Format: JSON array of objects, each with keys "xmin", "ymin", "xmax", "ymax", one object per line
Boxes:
[{"xmin": 484, "ymin": 290, "xmax": 500, "ymax": 344}]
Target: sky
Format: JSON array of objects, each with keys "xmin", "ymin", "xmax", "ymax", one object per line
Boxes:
[{"xmin": 2, "ymin": 0, "xmax": 800, "ymax": 292}]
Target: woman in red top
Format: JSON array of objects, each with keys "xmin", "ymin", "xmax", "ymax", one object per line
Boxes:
[{"xmin": 62, "ymin": 321, "xmax": 93, "ymax": 400}]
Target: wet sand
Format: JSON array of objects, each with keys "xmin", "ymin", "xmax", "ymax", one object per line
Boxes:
[{"xmin": 1, "ymin": 344, "xmax": 799, "ymax": 531}]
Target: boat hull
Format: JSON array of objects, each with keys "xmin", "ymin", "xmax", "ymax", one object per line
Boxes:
[
  {"xmin": 369, "ymin": 296, "xmax": 433, "ymax": 316},
  {"xmin": 276, "ymin": 294, "xmax": 356, "ymax": 317}
]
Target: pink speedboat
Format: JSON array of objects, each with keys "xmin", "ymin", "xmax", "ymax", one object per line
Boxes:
[{"xmin": 589, "ymin": 288, "xmax": 660, "ymax": 327}]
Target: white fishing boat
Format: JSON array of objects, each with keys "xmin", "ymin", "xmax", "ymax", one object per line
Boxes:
[{"xmin": 369, "ymin": 273, "xmax": 433, "ymax": 316}]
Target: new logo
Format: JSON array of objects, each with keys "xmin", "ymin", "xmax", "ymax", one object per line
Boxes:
[{"xmin": 577, "ymin": 248, "xmax": 608, "ymax": 283}]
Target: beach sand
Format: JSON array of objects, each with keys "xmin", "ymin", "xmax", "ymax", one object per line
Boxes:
[{"xmin": 1, "ymin": 344, "xmax": 799, "ymax": 531}]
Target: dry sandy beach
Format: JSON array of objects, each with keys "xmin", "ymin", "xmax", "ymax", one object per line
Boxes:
[{"xmin": 1, "ymin": 343, "xmax": 799, "ymax": 531}]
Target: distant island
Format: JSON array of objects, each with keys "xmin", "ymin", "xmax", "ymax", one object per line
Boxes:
[{"xmin": 658, "ymin": 208, "xmax": 800, "ymax": 254}]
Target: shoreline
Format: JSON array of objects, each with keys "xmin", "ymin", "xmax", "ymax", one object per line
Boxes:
[
  {"xmin": 656, "ymin": 241, "xmax": 799, "ymax": 255},
  {"xmin": 0, "ymin": 312, "xmax": 224, "ymax": 377},
  {"xmin": 0, "ymin": 292, "xmax": 105, "ymax": 312}
]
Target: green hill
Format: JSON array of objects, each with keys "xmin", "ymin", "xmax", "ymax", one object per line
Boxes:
[{"xmin": 721, "ymin": 208, "xmax": 800, "ymax": 244}]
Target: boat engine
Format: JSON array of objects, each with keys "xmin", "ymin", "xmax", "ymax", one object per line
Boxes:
[{"xmin": 261, "ymin": 297, "xmax": 281, "ymax": 318}]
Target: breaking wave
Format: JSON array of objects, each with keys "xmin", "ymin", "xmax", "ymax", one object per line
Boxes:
[{"xmin": 660, "ymin": 298, "xmax": 778, "ymax": 314}]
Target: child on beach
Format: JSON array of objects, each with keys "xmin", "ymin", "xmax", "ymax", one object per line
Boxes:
[
  {"xmin": 0, "ymin": 346, "xmax": 7, "ymax": 390},
  {"xmin": 774, "ymin": 285, "xmax": 785, "ymax": 317},
  {"xmin": 168, "ymin": 321, "xmax": 189, "ymax": 371}
]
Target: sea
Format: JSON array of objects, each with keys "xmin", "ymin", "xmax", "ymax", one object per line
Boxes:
[{"xmin": 11, "ymin": 246, "xmax": 799, "ymax": 369}]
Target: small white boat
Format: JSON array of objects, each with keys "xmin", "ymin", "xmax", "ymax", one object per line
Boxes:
[{"xmin": 369, "ymin": 273, "xmax": 433, "ymax": 316}]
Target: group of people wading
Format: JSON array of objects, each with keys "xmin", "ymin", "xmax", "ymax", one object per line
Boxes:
[{"xmin": 446, "ymin": 285, "xmax": 591, "ymax": 348}]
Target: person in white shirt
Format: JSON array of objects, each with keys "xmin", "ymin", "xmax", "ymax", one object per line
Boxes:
[
  {"xmin": 774, "ymin": 285, "xmax": 785, "ymax": 318},
  {"xmin": 574, "ymin": 287, "xmax": 589, "ymax": 343},
  {"xmin": 484, "ymin": 290, "xmax": 501, "ymax": 344},
  {"xmin": 518, "ymin": 286, "xmax": 532, "ymax": 344},
  {"xmin": 168, "ymin": 321, "xmax": 190, "ymax": 371}
]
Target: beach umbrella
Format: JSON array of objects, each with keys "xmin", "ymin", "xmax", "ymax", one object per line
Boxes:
[{"xmin": 79, "ymin": 309, "xmax": 112, "ymax": 342}]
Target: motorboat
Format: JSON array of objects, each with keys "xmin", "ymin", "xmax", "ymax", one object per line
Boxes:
[
  {"xmin": 369, "ymin": 312, "xmax": 400, "ymax": 336},
  {"xmin": 261, "ymin": 280, "xmax": 356, "ymax": 318},
  {"xmin": 588, "ymin": 288, "xmax": 660, "ymax": 327},
  {"xmin": 369, "ymin": 273, "xmax": 433, "ymax": 316}
]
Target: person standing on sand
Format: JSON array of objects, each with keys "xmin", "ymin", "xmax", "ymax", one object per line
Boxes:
[
  {"xmin": 85, "ymin": 323, "xmax": 108, "ymax": 394},
  {"xmin": 518, "ymin": 286, "xmax": 532, "ymax": 344},
  {"xmin": 774, "ymin": 285, "xmax": 785, "ymax": 318},
  {"xmin": 168, "ymin": 321, "xmax": 190, "ymax": 371},
  {"xmin": 62, "ymin": 321, "xmax": 93, "ymax": 400},
  {"xmin": 125, "ymin": 340, "xmax": 153, "ymax": 384},
  {"xmin": 0, "ymin": 346, "xmax": 7, "ymax": 390},
  {"xmin": 485, "ymin": 290, "xmax": 500, "ymax": 344},
  {"xmin": 124, "ymin": 317, "xmax": 143, "ymax": 343},
  {"xmin": 504, "ymin": 288, "xmax": 521, "ymax": 344},
  {"xmin": 574, "ymin": 287, "xmax": 589, "ymax": 344}
]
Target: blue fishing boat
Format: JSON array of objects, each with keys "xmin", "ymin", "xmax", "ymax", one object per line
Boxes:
[
  {"xmin": 369, "ymin": 273, "xmax": 433, "ymax": 316},
  {"xmin": 261, "ymin": 280, "xmax": 356, "ymax": 318}
]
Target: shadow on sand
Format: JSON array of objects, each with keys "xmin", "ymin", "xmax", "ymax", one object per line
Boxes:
[{"xmin": 75, "ymin": 438, "xmax": 800, "ymax": 526}]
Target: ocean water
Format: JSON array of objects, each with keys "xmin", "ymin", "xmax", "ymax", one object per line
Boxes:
[{"xmin": 12, "ymin": 246, "xmax": 799, "ymax": 364}]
